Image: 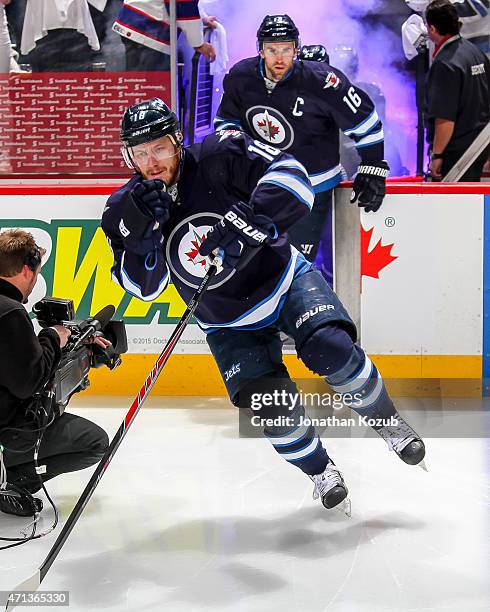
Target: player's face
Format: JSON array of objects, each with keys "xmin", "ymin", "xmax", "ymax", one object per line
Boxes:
[
  {"xmin": 260, "ymin": 41, "xmax": 297, "ymax": 81},
  {"xmin": 130, "ymin": 135, "xmax": 181, "ymax": 185}
]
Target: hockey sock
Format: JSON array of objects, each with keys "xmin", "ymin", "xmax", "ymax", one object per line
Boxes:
[
  {"xmin": 263, "ymin": 406, "xmax": 330, "ymax": 475},
  {"xmin": 325, "ymin": 345, "xmax": 399, "ymax": 427}
]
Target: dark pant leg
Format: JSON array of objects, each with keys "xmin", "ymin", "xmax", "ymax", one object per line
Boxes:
[
  {"xmin": 27, "ymin": 30, "xmax": 95, "ymax": 72},
  {"xmin": 1, "ymin": 413, "xmax": 109, "ymax": 493},
  {"xmin": 288, "ymin": 190, "xmax": 333, "ymax": 266},
  {"xmin": 442, "ymin": 146, "xmax": 489, "ymax": 181},
  {"xmin": 122, "ymin": 38, "xmax": 170, "ymax": 71}
]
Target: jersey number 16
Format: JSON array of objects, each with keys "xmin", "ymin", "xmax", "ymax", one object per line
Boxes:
[{"xmin": 343, "ymin": 87, "xmax": 362, "ymax": 114}]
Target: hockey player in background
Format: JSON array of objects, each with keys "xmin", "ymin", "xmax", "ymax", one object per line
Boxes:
[
  {"xmin": 101, "ymin": 98, "xmax": 425, "ymax": 512},
  {"xmin": 213, "ymin": 14, "xmax": 389, "ymax": 272},
  {"xmin": 298, "ymin": 44, "xmax": 329, "ymax": 63}
]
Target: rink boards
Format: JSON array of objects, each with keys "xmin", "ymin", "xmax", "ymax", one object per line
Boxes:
[{"xmin": 0, "ymin": 182, "xmax": 489, "ymax": 396}]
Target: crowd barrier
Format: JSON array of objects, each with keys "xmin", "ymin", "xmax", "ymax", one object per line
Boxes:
[{"xmin": 0, "ymin": 181, "xmax": 489, "ymax": 396}]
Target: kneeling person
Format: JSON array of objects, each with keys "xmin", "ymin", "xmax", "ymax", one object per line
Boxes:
[{"xmin": 0, "ymin": 230, "xmax": 109, "ymax": 517}]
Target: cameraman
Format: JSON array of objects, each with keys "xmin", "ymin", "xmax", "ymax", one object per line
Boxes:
[{"xmin": 0, "ymin": 229, "xmax": 109, "ymax": 517}]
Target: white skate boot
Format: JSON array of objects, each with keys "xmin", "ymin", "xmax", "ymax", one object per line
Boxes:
[
  {"xmin": 310, "ymin": 461, "xmax": 351, "ymax": 515},
  {"xmin": 376, "ymin": 418, "xmax": 426, "ymax": 468}
]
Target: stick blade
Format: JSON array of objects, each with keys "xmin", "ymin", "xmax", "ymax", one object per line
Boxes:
[{"xmin": 4, "ymin": 570, "xmax": 41, "ymax": 612}]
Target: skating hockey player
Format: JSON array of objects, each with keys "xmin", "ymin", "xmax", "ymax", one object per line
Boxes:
[
  {"xmin": 214, "ymin": 14, "xmax": 389, "ymax": 265},
  {"xmin": 101, "ymin": 98, "xmax": 425, "ymax": 512}
]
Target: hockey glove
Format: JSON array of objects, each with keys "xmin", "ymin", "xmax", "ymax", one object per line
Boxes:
[
  {"xmin": 116, "ymin": 192, "xmax": 164, "ymax": 256},
  {"xmin": 199, "ymin": 201, "xmax": 277, "ymax": 270},
  {"xmin": 130, "ymin": 179, "xmax": 172, "ymax": 226},
  {"xmin": 351, "ymin": 160, "xmax": 390, "ymax": 213}
]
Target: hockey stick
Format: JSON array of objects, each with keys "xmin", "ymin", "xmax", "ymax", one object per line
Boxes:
[{"xmin": 3, "ymin": 256, "xmax": 221, "ymax": 612}]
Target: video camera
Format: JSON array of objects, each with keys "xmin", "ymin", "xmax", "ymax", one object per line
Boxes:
[{"xmin": 31, "ymin": 297, "xmax": 128, "ymax": 417}]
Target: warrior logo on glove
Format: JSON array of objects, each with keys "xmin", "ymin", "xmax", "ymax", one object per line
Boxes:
[{"xmin": 350, "ymin": 160, "xmax": 390, "ymax": 213}]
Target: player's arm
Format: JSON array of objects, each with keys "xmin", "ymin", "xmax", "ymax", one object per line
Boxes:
[
  {"xmin": 175, "ymin": 0, "xmax": 203, "ymax": 48},
  {"xmin": 322, "ymin": 70, "xmax": 389, "ymax": 211},
  {"xmin": 325, "ymin": 71, "xmax": 385, "ymax": 163},
  {"xmin": 213, "ymin": 70, "xmax": 244, "ymax": 131},
  {"xmin": 213, "ymin": 131, "xmax": 314, "ymax": 232},
  {"xmin": 101, "ymin": 183, "xmax": 170, "ymax": 302},
  {"xmin": 199, "ymin": 132, "xmax": 314, "ymax": 269}
]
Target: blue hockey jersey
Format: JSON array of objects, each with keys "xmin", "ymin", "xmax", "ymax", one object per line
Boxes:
[
  {"xmin": 101, "ymin": 130, "xmax": 314, "ymax": 331},
  {"xmin": 215, "ymin": 58, "xmax": 385, "ymax": 193}
]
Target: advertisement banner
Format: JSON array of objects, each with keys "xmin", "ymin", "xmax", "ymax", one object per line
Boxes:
[
  {"xmin": 360, "ymin": 192, "xmax": 483, "ymax": 356},
  {"xmin": 0, "ymin": 194, "xmax": 209, "ymax": 354},
  {"xmin": 0, "ymin": 72, "xmax": 170, "ymax": 175}
]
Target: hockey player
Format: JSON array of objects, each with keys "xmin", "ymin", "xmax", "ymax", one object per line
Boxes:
[
  {"xmin": 213, "ymin": 14, "xmax": 389, "ymax": 266},
  {"xmin": 101, "ymin": 98, "xmax": 425, "ymax": 512},
  {"xmin": 298, "ymin": 44, "xmax": 329, "ymax": 63}
]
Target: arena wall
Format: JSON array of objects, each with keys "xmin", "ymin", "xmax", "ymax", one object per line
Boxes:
[{"xmin": 1, "ymin": 182, "xmax": 489, "ymax": 397}]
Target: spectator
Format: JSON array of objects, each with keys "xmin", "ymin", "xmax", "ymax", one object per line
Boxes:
[
  {"xmin": 405, "ymin": 0, "xmax": 490, "ymax": 57},
  {"xmin": 113, "ymin": 0, "xmax": 215, "ymax": 72},
  {"xmin": 0, "ymin": 0, "xmax": 12, "ymax": 72},
  {"xmin": 20, "ymin": 0, "xmax": 103, "ymax": 72},
  {"xmin": 425, "ymin": 0, "xmax": 490, "ymax": 180}
]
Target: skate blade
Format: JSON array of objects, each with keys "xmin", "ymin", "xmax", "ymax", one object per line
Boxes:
[
  {"xmin": 335, "ymin": 497, "xmax": 352, "ymax": 518},
  {"xmin": 418, "ymin": 460, "xmax": 429, "ymax": 472}
]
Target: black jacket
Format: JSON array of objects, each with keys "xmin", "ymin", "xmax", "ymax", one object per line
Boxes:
[{"xmin": 0, "ymin": 279, "xmax": 61, "ymax": 427}]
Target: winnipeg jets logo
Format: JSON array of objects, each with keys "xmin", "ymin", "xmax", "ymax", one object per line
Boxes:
[
  {"xmin": 184, "ymin": 224, "xmax": 209, "ymax": 268},
  {"xmin": 166, "ymin": 213, "xmax": 233, "ymax": 290},
  {"xmin": 246, "ymin": 105, "xmax": 294, "ymax": 149},
  {"xmin": 256, "ymin": 110, "xmax": 282, "ymax": 141},
  {"xmin": 324, "ymin": 72, "xmax": 341, "ymax": 90}
]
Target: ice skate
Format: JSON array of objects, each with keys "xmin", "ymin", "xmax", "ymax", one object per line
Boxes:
[
  {"xmin": 376, "ymin": 417, "xmax": 426, "ymax": 467},
  {"xmin": 310, "ymin": 461, "xmax": 350, "ymax": 515},
  {"xmin": 0, "ymin": 483, "xmax": 43, "ymax": 517}
]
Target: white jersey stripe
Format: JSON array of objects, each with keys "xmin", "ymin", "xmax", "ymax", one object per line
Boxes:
[
  {"xmin": 197, "ymin": 250, "xmax": 299, "ymax": 329},
  {"xmin": 309, "ymin": 164, "xmax": 343, "ymax": 186},
  {"xmin": 355, "ymin": 128, "xmax": 385, "ymax": 148},
  {"xmin": 258, "ymin": 171, "xmax": 314, "ymax": 209},
  {"xmin": 344, "ymin": 110, "xmax": 380, "ymax": 137},
  {"xmin": 120, "ymin": 252, "xmax": 169, "ymax": 302}
]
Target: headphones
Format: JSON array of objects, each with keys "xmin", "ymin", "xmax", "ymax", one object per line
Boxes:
[{"xmin": 24, "ymin": 246, "xmax": 42, "ymax": 272}]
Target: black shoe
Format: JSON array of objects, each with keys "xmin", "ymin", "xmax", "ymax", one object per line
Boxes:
[{"xmin": 0, "ymin": 484, "xmax": 43, "ymax": 517}]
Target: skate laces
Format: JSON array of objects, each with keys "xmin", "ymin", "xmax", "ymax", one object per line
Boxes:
[
  {"xmin": 0, "ymin": 445, "xmax": 7, "ymax": 490},
  {"xmin": 311, "ymin": 462, "xmax": 343, "ymax": 500},
  {"xmin": 378, "ymin": 419, "xmax": 417, "ymax": 453}
]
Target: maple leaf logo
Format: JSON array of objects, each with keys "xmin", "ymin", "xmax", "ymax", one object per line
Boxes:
[
  {"xmin": 361, "ymin": 225, "xmax": 397, "ymax": 282},
  {"xmin": 257, "ymin": 110, "xmax": 280, "ymax": 140},
  {"xmin": 185, "ymin": 225, "xmax": 208, "ymax": 267}
]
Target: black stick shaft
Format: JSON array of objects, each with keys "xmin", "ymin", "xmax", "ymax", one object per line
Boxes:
[{"xmin": 39, "ymin": 264, "xmax": 218, "ymax": 582}]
